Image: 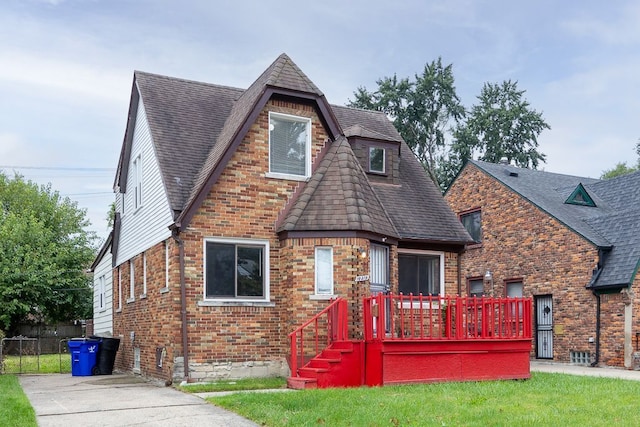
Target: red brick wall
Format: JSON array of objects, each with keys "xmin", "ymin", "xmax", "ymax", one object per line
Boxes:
[
  {"xmin": 445, "ymin": 164, "xmax": 620, "ymax": 364},
  {"xmin": 114, "ymin": 98, "xmax": 468, "ymax": 382},
  {"xmin": 113, "ymin": 240, "xmax": 181, "ymax": 382}
]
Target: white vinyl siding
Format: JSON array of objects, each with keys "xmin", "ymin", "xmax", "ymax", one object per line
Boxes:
[
  {"xmin": 116, "ymin": 94, "xmax": 173, "ymax": 266},
  {"xmin": 92, "ymin": 250, "xmax": 113, "ymax": 335}
]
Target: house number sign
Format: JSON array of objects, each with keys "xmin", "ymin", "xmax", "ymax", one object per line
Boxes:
[{"xmin": 355, "ymin": 275, "xmax": 369, "ymax": 282}]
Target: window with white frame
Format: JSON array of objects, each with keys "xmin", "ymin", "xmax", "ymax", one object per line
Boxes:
[
  {"xmin": 268, "ymin": 112, "xmax": 311, "ymax": 178},
  {"xmin": 164, "ymin": 241, "xmax": 169, "ymax": 290},
  {"xmin": 370, "ymin": 244, "xmax": 389, "ymax": 294},
  {"xmin": 142, "ymin": 252, "xmax": 147, "ymax": 296},
  {"xmin": 132, "ymin": 154, "xmax": 142, "ymax": 210},
  {"xmin": 118, "ymin": 267, "xmax": 122, "ymax": 310},
  {"xmin": 204, "ymin": 238, "xmax": 269, "ymax": 300},
  {"xmin": 129, "ymin": 260, "xmax": 135, "ymax": 301},
  {"xmin": 369, "ymin": 147, "xmax": 385, "ymax": 173},
  {"xmin": 98, "ymin": 275, "xmax": 105, "ymax": 310},
  {"xmin": 315, "ymin": 247, "xmax": 333, "ymax": 295},
  {"xmin": 398, "ymin": 251, "xmax": 444, "ymax": 296}
]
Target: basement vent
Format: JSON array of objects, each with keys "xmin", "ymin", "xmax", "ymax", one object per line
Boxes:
[{"xmin": 570, "ymin": 351, "xmax": 591, "ymax": 365}]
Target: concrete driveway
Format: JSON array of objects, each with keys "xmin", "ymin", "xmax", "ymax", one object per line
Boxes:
[{"xmin": 19, "ymin": 374, "xmax": 258, "ymax": 427}]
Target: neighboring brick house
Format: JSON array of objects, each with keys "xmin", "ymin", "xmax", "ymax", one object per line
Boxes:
[
  {"xmin": 109, "ymin": 54, "xmax": 472, "ymax": 383},
  {"xmin": 446, "ymin": 159, "xmax": 640, "ymax": 368}
]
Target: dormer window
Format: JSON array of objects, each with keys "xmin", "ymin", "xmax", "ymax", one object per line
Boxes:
[
  {"xmin": 268, "ymin": 112, "xmax": 311, "ymax": 180},
  {"xmin": 565, "ymin": 183, "xmax": 596, "ymax": 207},
  {"xmin": 369, "ymin": 147, "xmax": 385, "ymax": 173}
]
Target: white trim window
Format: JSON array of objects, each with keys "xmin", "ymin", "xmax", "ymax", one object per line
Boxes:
[
  {"xmin": 132, "ymin": 154, "xmax": 142, "ymax": 210},
  {"xmin": 164, "ymin": 241, "xmax": 169, "ymax": 290},
  {"xmin": 98, "ymin": 275, "xmax": 106, "ymax": 311},
  {"xmin": 204, "ymin": 238, "xmax": 269, "ymax": 301},
  {"xmin": 128, "ymin": 260, "xmax": 135, "ymax": 302},
  {"xmin": 268, "ymin": 112, "xmax": 311, "ymax": 180},
  {"xmin": 398, "ymin": 250, "xmax": 445, "ymax": 296},
  {"xmin": 315, "ymin": 247, "xmax": 334, "ymax": 295},
  {"xmin": 141, "ymin": 252, "xmax": 147, "ymax": 296},
  {"xmin": 118, "ymin": 267, "xmax": 122, "ymax": 310}
]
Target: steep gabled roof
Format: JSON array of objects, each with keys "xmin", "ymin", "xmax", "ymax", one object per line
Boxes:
[
  {"xmin": 468, "ymin": 160, "xmax": 640, "ymax": 289},
  {"xmin": 176, "ymin": 53, "xmax": 340, "ymax": 227},
  {"xmin": 115, "ymin": 72, "xmax": 243, "ymax": 214},
  {"xmin": 278, "ymin": 136, "xmax": 397, "ymax": 237},
  {"xmin": 373, "ymin": 142, "xmax": 473, "ymax": 244},
  {"xmin": 114, "ymin": 54, "xmax": 471, "ymax": 249}
]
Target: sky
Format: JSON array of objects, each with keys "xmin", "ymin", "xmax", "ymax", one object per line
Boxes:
[{"xmin": 1, "ymin": 0, "xmax": 639, "ymax": 244}]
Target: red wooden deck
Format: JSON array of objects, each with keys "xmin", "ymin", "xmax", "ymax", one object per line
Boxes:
[{"xmin": 288, "ymin": 294, "xmax": 532, "ymax": 389}]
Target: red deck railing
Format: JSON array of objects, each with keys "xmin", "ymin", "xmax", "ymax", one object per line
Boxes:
[
  {"xmin": 364, "ymin": 294, "xmax": 532, "ymax": 341},
  {"xmin": 288, "ymin": 298, "xmax": 348, "ymax": 376}
]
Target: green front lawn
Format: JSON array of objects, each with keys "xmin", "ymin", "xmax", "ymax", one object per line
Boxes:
[
  {"xmin": 0, "ymin": 375, "xmax": 37, "ymax": 427},
  {"xmin": 209, "ymin": 373, "xmax": 640, "ymax": 426}
]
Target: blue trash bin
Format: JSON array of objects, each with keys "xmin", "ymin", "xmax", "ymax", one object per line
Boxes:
[{"xmin": 68, "ymin": 338, "xmax": 101, "ymax": 376}]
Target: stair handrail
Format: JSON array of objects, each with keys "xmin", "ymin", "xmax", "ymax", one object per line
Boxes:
[{"xmin": 288, "ymin": 298, "xmax": 348, "ymax": 377}]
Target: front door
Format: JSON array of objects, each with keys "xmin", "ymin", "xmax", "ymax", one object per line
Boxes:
[
  {"xmin": 535, "ymin": 295, "xmax": 553, "ymax": 359},
  {"xmin": 370, "ymin": 244, "xmax": 390, "ymax": 334}
]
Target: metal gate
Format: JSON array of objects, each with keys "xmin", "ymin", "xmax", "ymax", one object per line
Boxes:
[{"xmin": 535, "ymin": 295, "xmax": 553, "ymax": 359}]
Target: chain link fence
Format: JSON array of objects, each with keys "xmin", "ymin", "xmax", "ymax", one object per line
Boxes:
[{"xmin": 1, "ymin": 323, "xmax": 83, "ymax": 374}]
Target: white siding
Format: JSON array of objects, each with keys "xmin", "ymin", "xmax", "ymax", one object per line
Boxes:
[
  {"xmin": 116, "ymin": 97, "xmax": 173, "ymax": 265},
  {"xmin": 93, "ymin": 251, "xmax": 113, "ymax": 335}
]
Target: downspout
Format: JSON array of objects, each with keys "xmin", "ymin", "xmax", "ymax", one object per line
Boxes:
[
  {"xmin": 457, "ymin": 252, "xmax": 462, "ymax": 295},
  {"xmin": 172, "ymin": 227, "xmax": 190, "ymax": 382},
  {"xmin": 591, "ymin": 291, "xmax": 601, "ymax": 367}
]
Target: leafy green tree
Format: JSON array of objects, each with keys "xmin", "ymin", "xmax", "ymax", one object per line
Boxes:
[
  {"xmin": 447, "ymin": 80, "xmax": 549, "ymax": 187},
  {"xmin": 0, "ymin": 173, "xmax": 96, "ymax": 334},
  {"xmin": 349, "ymin": 57, "xmax": 466, "ymax": 188},
  {"xmin": 600, "ymin": 140, "xmax": 640, "ymax": 179}
]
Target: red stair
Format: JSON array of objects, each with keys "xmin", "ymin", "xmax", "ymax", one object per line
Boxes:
[{"xmin": 288, "ymin": 340, "xmax": 363, "ymax": 389}]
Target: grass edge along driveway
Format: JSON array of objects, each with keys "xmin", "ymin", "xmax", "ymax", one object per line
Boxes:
[{"xmin": 0, "ymin": 375, "xmax": 37, "ymax": 427}]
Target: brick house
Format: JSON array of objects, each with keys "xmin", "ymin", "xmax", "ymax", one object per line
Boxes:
[
  {"xmin": 445, "ymin": 159, "xmax": 640, "ymax": 368},
  {"xmin": 109, "ymin": 54, "xmax": 472, "ymax": 383}
]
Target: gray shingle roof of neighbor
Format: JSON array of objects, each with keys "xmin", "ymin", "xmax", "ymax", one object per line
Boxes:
[
  {"xmin": 278, "ymin": 136, "xmax": 398, "ymax": 237},
  {"xmin": 469, "ymin": 160, "xmax": 640, "ymax": 289},
  {"xmin": 124, "ymin": 53, "xmax": 472, "ymax": 246}
]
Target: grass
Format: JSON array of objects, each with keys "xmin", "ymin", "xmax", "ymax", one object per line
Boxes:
[
  {"xmin": 2, "ymin": 354, "xmax": 71, "ymax": 374},
  {"xmin": 0, "ymin": 375, "xmax": 37, "ymax": 427},
  {"xmin": 208, "ymin": 373, "xmax": 640, "ymax": 426},
  {"xmin": 179, "ymin": 376, "xmax": 287, "ymax": 393}
]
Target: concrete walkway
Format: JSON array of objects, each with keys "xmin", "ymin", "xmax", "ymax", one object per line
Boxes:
[
  {"xmin": 19, "ymin": 374, "xmax": 258, "ymax": 427},
  {"xmin": 530, "ymin": 361, "xmax": 640, "ymax": 381}
]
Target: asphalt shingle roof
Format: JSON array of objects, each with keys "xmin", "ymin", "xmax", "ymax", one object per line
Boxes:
[
  {"xmin": 121, "ymin": 54, "xmax": 471, "ymax": 247},
  {"xmin": 278, "ymin": 136, "xmax": 398, "ymax": 237},
  {"xmin": 471, "ymin": 160, "xmax": 640, "ymax": 289}
]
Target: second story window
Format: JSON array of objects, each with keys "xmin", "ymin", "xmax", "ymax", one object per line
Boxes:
[
  {"xmin": 132, "ymin": 155, "xmax": 142, "ymax": 210},
  {"xmin": 369, "ymin": 147, "xmax": 385, "ymax": 173},
  {"xmin": 460, "ymin": 209, "xmax": 482, "ymax": 244},
  {"xmin": 269, "ymin": 112, "xmax": 311, "ymax": 179}
]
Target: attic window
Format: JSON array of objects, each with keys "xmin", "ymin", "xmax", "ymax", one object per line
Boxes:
[
  {"xmin": 565, "ymin": 183, "xmax": 596, "ymax": 207},
  {"xmin": 369, "ymin": 147, "xmax": 385, "ymax": 173},
  {"xmin": 268, "ymin": 112, "xmax": 311, "ymax": 179}
]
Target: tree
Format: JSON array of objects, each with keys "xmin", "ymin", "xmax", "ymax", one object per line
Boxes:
[
  {"xmin": 348, "ymin": 57, "xmax": 466, "ymax": 188},
  {"xmin": 600, "ymin": 140, "xmax": 640, "ymax": 179},
  {"xmin": 0, "ymin": 173, "xmax": 96, "ymax": 334},
  {"xmin": 448, "ymin": 80, "xmax": 549, "ymax": 187}
]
